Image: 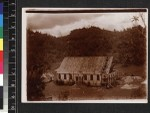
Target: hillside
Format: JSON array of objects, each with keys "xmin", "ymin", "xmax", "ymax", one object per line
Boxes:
[{"xmin": 28, "ymin": 26, "xmax": 146, "ymax": 70}]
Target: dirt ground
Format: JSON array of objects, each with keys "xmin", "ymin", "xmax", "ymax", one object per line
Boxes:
[{"xmin": 43, "ymin": 81, "xmax": 146, "ymax": 101}]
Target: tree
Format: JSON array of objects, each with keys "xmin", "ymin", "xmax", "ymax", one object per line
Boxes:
[
  {"xmin": 27, "ymin": 29, "xmax": 48, "ymax": 100},
  {"xmin": 131, "ymin": 16, "xmax": 139, "ymax": 27},
  {"xmin": 139, "ymin": 13, "xmax": 146, "ymax": 28}
]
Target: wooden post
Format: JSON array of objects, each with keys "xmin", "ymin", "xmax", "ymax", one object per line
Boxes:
[{"xmin": 100, "ymin": 74, "xmax": 102, "ymax": 86}]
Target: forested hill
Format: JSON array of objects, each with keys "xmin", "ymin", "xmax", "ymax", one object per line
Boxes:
[{"xmin": 27, "ymin": 26, "xmax": 146, "ymax": 72}]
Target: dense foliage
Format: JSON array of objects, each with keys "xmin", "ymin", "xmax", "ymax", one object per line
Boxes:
[{"xmin": 27, "ymin": 25, "xmax": 146, "ymax": 100}]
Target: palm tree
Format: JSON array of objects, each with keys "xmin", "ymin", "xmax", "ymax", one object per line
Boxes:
[
  {"xmin": 131, "ymin": 16, "xmax": 139, "ymax": 26},
  {"xmin": 139, "ymin": 13, "xmax": 146, "ymax": 28}
]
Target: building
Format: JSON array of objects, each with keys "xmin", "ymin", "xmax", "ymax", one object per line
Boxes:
[
  {"xmin": 55, "ymin": 56, "xmax": 116, "ymax": 87},
  {"xmin": 41, "ymin": 71, "xmax": 54, "ymax": 83}
]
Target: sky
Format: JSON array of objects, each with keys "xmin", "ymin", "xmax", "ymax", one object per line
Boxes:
[{"xmin": 27, "ymin": 12, "xmax": 146, "ymax": 37}]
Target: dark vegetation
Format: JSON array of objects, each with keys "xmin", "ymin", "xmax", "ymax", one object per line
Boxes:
[
  {"xmin": 55, "ymin": 80, "xmax": 75, "ymax": 86},
  {"xmin": 27, "ymin": 25, "xmax": 146, "ymax": 100}
]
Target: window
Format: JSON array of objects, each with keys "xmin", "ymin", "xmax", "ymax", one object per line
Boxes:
[
  {"xmin": 84, "ymin": 74, "xmax": 87, "ymax": 80},
  {"xmin": 59, "ymin": 74, "xmax": 61, "ymax": 79},
  {"xmin": 69, "ymin": 74, "xmax": 72, "ymax": 80},
  {"xmin": 76, "ymin": 76, "xmax": 78, "ymax": 81},
  {"xmin": 64, "ymin": 74, "xmax": 66, "ymax": 79},
  {"xmin": 97, "ymin": 75, "xmax": 99, "ymax": 80},
  {"xmin": 90, "ymin": 75, "xmax": 93, "ymax": 80}
]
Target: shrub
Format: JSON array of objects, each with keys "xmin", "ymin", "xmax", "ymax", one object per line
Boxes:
[
  {"xmin": 68, "ymin": 81, "xmax": 75, "ymax": 86},
  {"xmin": 87, "ymin": 81, "xmax": 90, "ymax": 86},
  {"xmin": 55, "ymin": 80, "xmax": 64, "ymax": 85}
]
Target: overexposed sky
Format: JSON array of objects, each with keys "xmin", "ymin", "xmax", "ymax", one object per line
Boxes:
[{"xmin": 27, "ymin": 12, "xmax": 146, "ymax": 37}]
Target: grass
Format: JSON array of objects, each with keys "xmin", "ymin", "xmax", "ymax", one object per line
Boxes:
[{"xmin": 114, "ymin": 64, "xmax": 146, "ymax": 78}]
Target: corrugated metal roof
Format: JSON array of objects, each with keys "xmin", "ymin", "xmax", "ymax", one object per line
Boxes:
[{"xmin": 56, "ymin": 56, "xmax": 113, "ymax": 74}]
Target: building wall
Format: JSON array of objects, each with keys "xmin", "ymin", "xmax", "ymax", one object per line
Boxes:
[
  {"xmin": 57, "ymin": 72, "xmax": 117, "ymax": 86},
  {"xmin": 57, "ymin": 73, "xmax": 74, "ymax": 84},
  {"xmin": 83, "ymin": 74, "xmax": 102, "ymax": 86},
  {"xmin": 57, "ymin": 73, "xmax": 102, "ymax": 86}
]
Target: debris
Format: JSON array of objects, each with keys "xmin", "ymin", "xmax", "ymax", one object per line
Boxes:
[
  {"xmin": 122, "ymin": 75, "xmax": 142, "ymax": 84},
  {"xmin": 122, "ymin": 76, "xmax": 133, "ymax": 84},
  {"xmin": 121, "ymin": 84, "xmax": 139, "ymax": 89}
]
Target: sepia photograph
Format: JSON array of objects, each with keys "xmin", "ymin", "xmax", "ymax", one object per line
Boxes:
[{"xmin": 22, "ymin": 8, "xmax": 148, "ymax": 103}]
